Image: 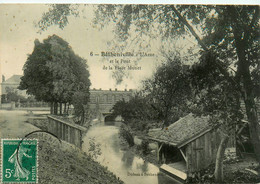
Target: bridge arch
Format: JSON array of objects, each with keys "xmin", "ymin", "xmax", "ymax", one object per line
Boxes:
[{"xmin": 104, "ymin": 114, "xmax": 116, "ymax": 122}]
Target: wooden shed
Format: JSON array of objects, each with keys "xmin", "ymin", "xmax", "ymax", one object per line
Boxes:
[{"xmin": 147, "ymin": 113, "xmax": 231, "ymax": 179}]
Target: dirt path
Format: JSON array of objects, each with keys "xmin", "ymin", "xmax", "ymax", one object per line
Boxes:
[{"xmin": 0, "ymin": 110, "xmax": 39, "ymax": 138}]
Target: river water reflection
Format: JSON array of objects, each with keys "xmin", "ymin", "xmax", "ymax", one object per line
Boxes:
[{"xmin": 82, "ymin": 121, "xmax": 181, "ymax": 184}]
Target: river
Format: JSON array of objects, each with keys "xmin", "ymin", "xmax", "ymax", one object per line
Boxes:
[{"xmin": 82, "ymin": 121, "xmax": 181, "ymax": 184}]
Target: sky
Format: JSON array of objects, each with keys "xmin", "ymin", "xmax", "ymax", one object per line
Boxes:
[{"xmin": 0, "ymin": 4, "xmax": 164, "ymax": 90}]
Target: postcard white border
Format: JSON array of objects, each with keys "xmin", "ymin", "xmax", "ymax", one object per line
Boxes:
[{"xmin": 0, "ymin": 0, "xmax": 259, "ymax": 5}]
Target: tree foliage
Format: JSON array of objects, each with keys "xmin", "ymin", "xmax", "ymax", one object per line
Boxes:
[
  {"xmin": 190, "ymin": 51, "xmax": 243, "ymax": 131},
  {"xmin": 38, "ymin": 4, "xmax": 79, "ymax": 32},
  {"xmin": 112, "ymin": 55, "xmax": 192, "ymax": 129},
  {"xmin": 142, "ymin": 56, "xmax": 192, "ymax": 125},
  {"xmin": 1, "ymin": 87, "xmax": 27, "ymax": 103},
  {"xmin": 112, "ymin": 95, "xmax": 157, "ymax": 122},
  {"xmin": 19, "ymin": 35, "xmax": 91, "ymax": 119}
]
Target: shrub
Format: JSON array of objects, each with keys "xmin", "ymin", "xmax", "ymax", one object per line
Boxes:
[
  {"xmin": 140, "ymin": 139, "xmax": 150, "ymax": 155},
  {"xmin": 88, "ymin": 137, "xmax": 101, "ymax": 160},
  {"xmin": 119, "ymin": 124, "xmax": 134, "ymax": 147}
]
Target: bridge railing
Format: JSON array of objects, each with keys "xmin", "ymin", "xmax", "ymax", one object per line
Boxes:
[{"xmin": 47, "ymin": 115, "xmax": 87, "ymax": 148}]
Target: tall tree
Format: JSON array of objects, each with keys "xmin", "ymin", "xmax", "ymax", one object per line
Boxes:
[
  {"xmin": 19, "ymin": 35, "xmax": 91, "ymax": 117},
  {"xmin": 142, "ymin": 56, "xmax": 192, "ymax": 125}
]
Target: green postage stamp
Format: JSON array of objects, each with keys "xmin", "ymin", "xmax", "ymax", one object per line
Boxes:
[{"xmin": 1, "ymin": 139, "xmax": 38, "ymax": 183}]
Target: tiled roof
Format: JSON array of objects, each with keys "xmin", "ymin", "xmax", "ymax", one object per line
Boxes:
[
  {"xmin": 3, "ymin": 75, "xmax": 22, "ymax": 84},
  {"xmin": 148, "ymin": 113, "xmax": 211, "ymax": 147}
]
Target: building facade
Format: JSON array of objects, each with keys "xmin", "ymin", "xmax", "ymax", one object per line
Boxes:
[
  {"xmin": 1, "ymin": 75, "xmax": 27, "ymax": 97},
  {"xmin": 89, "ymin": 88, "xmax": 134, "ymax": 116}
]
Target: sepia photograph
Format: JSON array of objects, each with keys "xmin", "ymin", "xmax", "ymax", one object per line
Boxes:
[{"xmin": 0, "ymin": 2, "xmax": 259, "ymax": 184}]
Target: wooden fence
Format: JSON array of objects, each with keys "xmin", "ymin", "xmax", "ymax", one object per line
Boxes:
[{"xmin": 47, "ymin": 116, "xmax": 87, "ymax": 148}]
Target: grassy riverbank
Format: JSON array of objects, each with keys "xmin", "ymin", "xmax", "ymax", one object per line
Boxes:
[{"xmin": 26, "ymin": 117, "xmax": 123, "ymax": 184}]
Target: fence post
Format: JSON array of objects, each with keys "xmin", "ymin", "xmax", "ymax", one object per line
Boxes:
[{"xmin": 47, "ymin": 116, "xmax": 87, "ymax": 148}]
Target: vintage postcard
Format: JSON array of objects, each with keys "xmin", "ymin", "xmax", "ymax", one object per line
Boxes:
[{"xmin": 0, "ymin": 3, "xmax": 259, "ymax": 184}]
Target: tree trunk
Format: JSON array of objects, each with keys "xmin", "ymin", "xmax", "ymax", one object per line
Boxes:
[
  {"xmin": 81, "ymin": 110, "xmax": 85, "ymax": 125},
  {"xmin": 59, "ymin": 103, "xmax": 62, "ymax": 115},
  {"xmin": 54, "ymin": 102, "xmax": 58, "ymax": 115},
  {"xmin": 67, "ymin": 104, "xmax": 70, "ymax": 115},
  {"xmin": 243, "ymin": 92, "xmax": 260, "ymax": 162},
  {"xmin": 53, "ymin": 102, "xmax": 56, "ymax": 115},
  {"xmin": 64, "ymin": 103, "xmax": 67, "ymax": 114},
  {"xmin": 50, "ymin": 102, "xmax": 54, "ymax": 114},
  {"xmin": 231, "ymin": 24, "xmax": 260, "ymax": 163},
  {"xmin": 214, "ymin": 133, "xmax": 229, "ymax": 182}
]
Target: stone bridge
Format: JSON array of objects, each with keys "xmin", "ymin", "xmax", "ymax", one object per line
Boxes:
[{"xmin": 89, "ymin": 88, "xmax": 134, "ymax": 121}]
